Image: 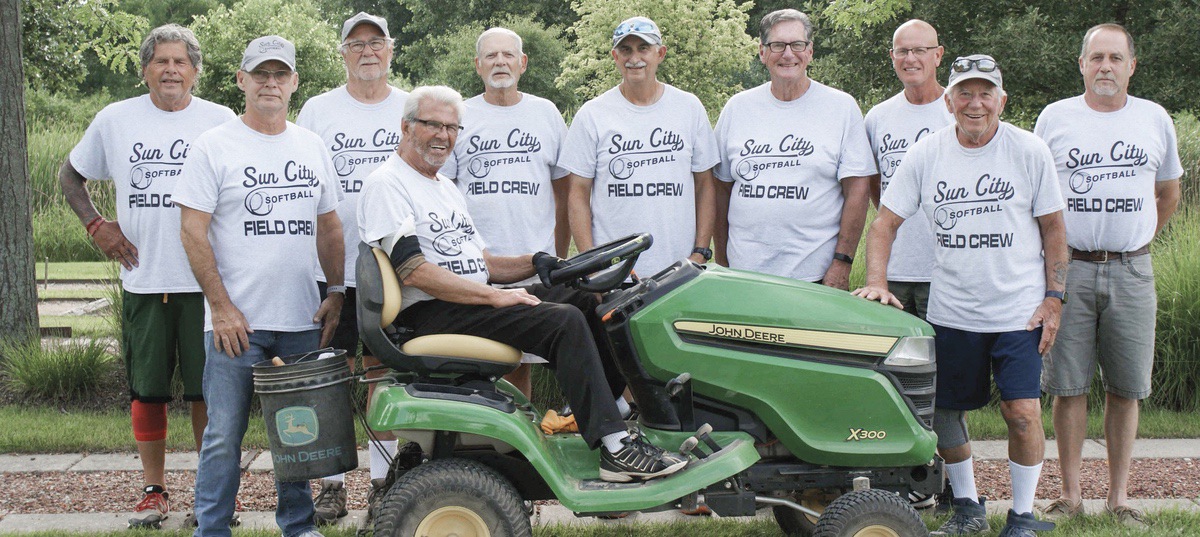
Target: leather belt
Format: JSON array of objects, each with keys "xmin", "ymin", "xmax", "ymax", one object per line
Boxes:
[{"xmin": 1070, "ymin": 245, "xmax": 1150, "ymax": 263}]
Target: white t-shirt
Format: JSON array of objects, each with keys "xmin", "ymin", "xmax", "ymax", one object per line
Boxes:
[
  {"xmin": 441, "ymin": 93, "xmax": 567, "ymax": 258},
  {"xmin": 1034, "ymin": 95, "xmax": 1183, "ymax": 253},
  {"xmin": 559, "ymin": 84, "xmax": 720, "ymax": 275},
  {"xmin": 882, "ymin": 123, "xmax": 1065, "ymax": 332},
  {"xmin": 359, "ymin": 155, "xmax": 490, "ymax": 311},
  {"xmin": 172, "ymin": 119, "xmax": 342, "ymax": 331},
  {"xmin": 297, "ymin": 85, "xmax": 408, "ymax": 287},
  {"xmin": 864, "ymin": 91, "xmax": 953, "ymax": 282},
  {"xmin": 69, "ymin": 95, "xmax": 236, "ymax": 293},
  {"xmin": 715, "ymin": 82, "xmax": 876, "ymax": 281}
]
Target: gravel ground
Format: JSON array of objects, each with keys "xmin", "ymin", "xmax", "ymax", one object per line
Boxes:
[{"xmin": 2, "ymin": 459, "xmax": 1197, "ymax": 515}]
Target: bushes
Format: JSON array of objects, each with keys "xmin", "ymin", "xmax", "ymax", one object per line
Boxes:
[
  {"xmin": 1148, "ymin": 207, "xmax": 1200, "ymax": 411},
  {"xmin": 1, "ymin": 338, "xmax": 116, "ymax": 402}
]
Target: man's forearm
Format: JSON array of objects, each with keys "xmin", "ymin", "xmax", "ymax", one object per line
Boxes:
[
  {"xmin": 1154, "ymin": 179, "xmax": 1181, "ymax": 238},
  {"xmin": 835, "ymin": 176, "xmax": 871, "ymax": 256},
  {"xmin": 404, "ymin": 263, "xmax": 507, "ymax": 305},
  {"xmin": 59, "ymin": 160, "xmax": 102, "ymax": 224},
  {"xmin": 179, "ymin": 207, "xmax": 233, "ymax": 308},
  {"xmin": 693, "ymin": 169, "xmax": 716, "ymax": 249},
  {"xmin": 1038, "ymin": 211, "xmax": 1068, "ymax": 293},
  {"xmin": 486, "ymin": 253, "xmax": 536, "ymax": 284},
  {"xmin": 713, "ymin": 179, "xmax": 732, "ymax": 266},
  {"xmin": 552, "ymin": 178, "xmax": 571, "ymax": 257},
  {"xmin": 316, "ymin": 211, "xmax": 345, "ymax": 287},
  {"xmin": 867, "ymin": 174, "xmax": 882, "ymax": 209},
  {"xmin": 567, "ymin": 174, "xmax": 595, "ymax": 251},
  {"xmin": 864, "ymin": 208, "xmax": 904, "ymax": 287}
]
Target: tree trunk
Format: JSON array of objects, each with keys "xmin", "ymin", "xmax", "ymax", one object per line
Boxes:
[{"xmin": 0, "ymin": 0, "xmax": 39, "ymax": 342}]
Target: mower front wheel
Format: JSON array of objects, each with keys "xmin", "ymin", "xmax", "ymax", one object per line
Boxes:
[
  {"xmin": 373, "ymin": 458, "xmax": 531, "ymax": 537},
  {"xmin": 811, "ymin": 489, "xmax": 926, "ymax": 537}
]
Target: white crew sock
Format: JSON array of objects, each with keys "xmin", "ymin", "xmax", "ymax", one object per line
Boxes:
[
  {"xmin": 1009, "ymin": 459, "xmax": 1043, "ymax": 515},
  {"xmin": 615, "ymin": 397, "xmax": 632, "ymax": 419},
  {"xmin": 946, "ymin": 457, "xmax": 979, "ymax": 501},
  {"xmin": 369, "ymin": 440, "xmax": 398, "ymax": 480},
  {"xmin": 322, "ymin": 473, "xmax": 345, "ymax": 484},
  {"xmin": 601, "ymin": 431, "xmax": 630, "ymax": 453}
]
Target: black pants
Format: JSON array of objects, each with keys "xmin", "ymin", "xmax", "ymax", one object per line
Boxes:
[{"xmin": 398, "ymin": 284, "xmax": 626, "ymax": 448}]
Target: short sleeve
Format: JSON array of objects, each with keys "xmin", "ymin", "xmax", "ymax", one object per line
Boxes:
[
  {"xmin": 558, "ymin": 106, "xmax": 599, "ymax": 179},
  {"xmin": 69, "ymin": 113, "xmax": 112, "ymax": 182},
  {"xmin": 173, "ymin": 137, "xmax": 221, "ymax": 213},
  {"xmin": 690, "ymin": 100, "xmax": 720, "ymax": 173},
  {"xmin": 881, "ymin": 145, "xmax": 924, "ymax": 220},
  {"xmin": 837, "ymin": 105, "xmax": 877, "ymax": 180}
]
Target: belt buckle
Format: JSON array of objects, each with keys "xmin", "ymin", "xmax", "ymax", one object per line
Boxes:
[{"xmin": 1097, "ymin": 251, "xmax": 1109, "ymax": 263}]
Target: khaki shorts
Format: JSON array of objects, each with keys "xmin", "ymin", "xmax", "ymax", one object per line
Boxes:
[
  {"xmin": 1042, "ymin": 255, "xmax": 1156, "ymax": 400},
  {"xmin": 122, "ymin": 291, "xmax": 206, "ymax": 402}
]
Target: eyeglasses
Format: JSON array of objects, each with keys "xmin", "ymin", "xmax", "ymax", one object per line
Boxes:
[
  {"xmin": 613, "ymin": 20, "xmax": 658, "ymax": 40},
  {"xmin": 413, "ymin": 118, "xmax": 463, "ymax": 133},
  {"xmin": 891, "ymin": 46, "xmax": 939, "ymax": 58},
  {"xmin": 951, "ymin": 57, "xmax": 999, "ymax": 73},
  {"xmin": 342, "ymin": 38, "xmax": 391, "ymax": 54},
  {"xmin": 247, "ymin": 69, "xmax": 293, "ymax": 83},
  {"xmin": 764, "ymin": 40, "xmax": 811, "ymax": 53}
]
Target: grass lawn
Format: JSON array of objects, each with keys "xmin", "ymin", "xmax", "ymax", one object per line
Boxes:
[
  {"xmin": 38, "ymin": 314, "xmax": 113, "ymax": 337},
  {"xmin": 35, "ymin": 261, "xmax": 116, "ymax": 281},
  {"xmin": 967, "ymin": 404, "xmax": 1200, "ymax": 440},
  {"xmin": 37, "ymin": 287, "xmax": 110, "ymax": 300}
]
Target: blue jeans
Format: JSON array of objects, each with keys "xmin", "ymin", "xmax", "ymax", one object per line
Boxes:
[{"xmin": 194, "ymin": 329, "xmax": 320, "ymax": 537}]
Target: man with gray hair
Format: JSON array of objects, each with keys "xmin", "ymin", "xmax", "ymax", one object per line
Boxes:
[
  {"xmin": 295, "ymin": 12, "xmax": 408, "ymax": 525},
  {"xmin": 439, "ymin": 27, "xmax": 570, "ymax": 399},
  {"xmin": 359, "ymin": 86, "xmax": 687, "ymax": 484},
  {"xmin": 714, "ymin": 9, "xmax": 874, "ymax": 289},
  {"xmin": 855, "ymin": 55, "xmax": 1065, "ymax": 537},
  {"xmin": 1035, "ymin": 23, "xmax": 1182, "ymax": 528},
  {"xmin": 175, "ymin": 35, "xmax": 343, "ymax": 537},
  {"xmin": 59, "ymin": 23, "xmax": 235, "ymax": 529}
]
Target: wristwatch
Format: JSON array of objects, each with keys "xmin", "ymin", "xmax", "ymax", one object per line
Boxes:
[
  {"xmin": 325, "ymin": 285, "xmax": 347, "ymax": 297},
  {"xmin": 833, "ymin": 252, "xmax": 854, "ymax": 265},
  {"xmin": 1045, "ymin": 290, "xmax": 1066, "ymax": 304},
  {"xmin": 691, "ymin": 247, "xmax": 713, "ymax": 262}
]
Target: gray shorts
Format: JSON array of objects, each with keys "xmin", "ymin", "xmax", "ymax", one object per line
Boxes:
[
  {"xmin": 1042, "ymin": 254, "xmax": 1156, "ymax": 400},
  {"xmin": 889, "ymin": 281, "xmax": 930, "ymax": 321}
]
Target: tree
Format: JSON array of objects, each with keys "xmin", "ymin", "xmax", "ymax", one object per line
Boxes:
[
  {"xmin": 1, "ymin": 0, "xmax": 39, "ymax": 341},
  {"xmin": 20, "ymin": 0, "xmax": 148, "ymax": 93},
  {"xmin": 190, "ymin": 0, "xmax": 343, "ymax": 112},
  {"xmin": 557, "ymin": 0, "xmax": 757, "ymax": 120},
  {"xmin": 422, "ymin": 15, "xmax": 577, "ymax": 113}
]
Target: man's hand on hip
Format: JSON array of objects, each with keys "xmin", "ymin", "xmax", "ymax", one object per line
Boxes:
[{"xmin": 93, "ymin": 221, "xmax": 139, "ymax": 270}]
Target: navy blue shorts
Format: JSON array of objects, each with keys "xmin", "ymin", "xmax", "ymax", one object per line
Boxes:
[{"xmin": 932, "ymin": 324, "xmax": 1044, "ymax": 410}]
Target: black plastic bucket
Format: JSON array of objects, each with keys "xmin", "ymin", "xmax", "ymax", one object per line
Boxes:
[{"xmin": 253, "ymin": 349, "xmax": 358, "ymax": 481}]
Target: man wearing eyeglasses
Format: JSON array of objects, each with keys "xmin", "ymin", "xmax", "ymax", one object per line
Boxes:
[
  {"xmin": 175, "ymin": 35, "xmax": 344, "ymax": 537},
  {"xmin": 438, "ymin": 27, "xmax": 570, "ymax": 400},
  {"xmin": 561, "ymin": 16, "xmax": 719, "ymax": 275},
  {"xmin": 854, "ymin": 55, "xmax": 1066, "ymax": 537},
  {"xmin": 713, "ymin": 9, "xmax": 874, "ymax": 290},
  {"xmin": 359, "ymin": 86, "xmax": 688, "ymax": 484},
  {"xmin": 1034, "ymin": 24, "xmax": 1182, "ymax": 528},
  {"xmin": 295, "ymin": 12, "xmax": 409, "ymax": 525},
  {"xmin": 59, "ymin": 24, "xmax": 236, "ymax": 530}
]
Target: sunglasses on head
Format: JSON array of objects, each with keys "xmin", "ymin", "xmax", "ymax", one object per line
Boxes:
[
  {"xmin": 952, "ymin": 58, "xmax": 999, "ymax": 73},
  {"xmin": 613, "ymin": 20, "xmax": 657, "ymax": 40}
]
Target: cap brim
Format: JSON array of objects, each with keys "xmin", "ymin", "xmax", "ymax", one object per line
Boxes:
[
  {"xmin": 612, "ymin": 32, "xmax": 662, "ymax": 48},
  {"xmin": 946, "ymin": 73, "xmax": 1002, "ymax": 92},
  {"xmin": 243, "ymin": 55, "xmax": 296, "ymax": 72}
]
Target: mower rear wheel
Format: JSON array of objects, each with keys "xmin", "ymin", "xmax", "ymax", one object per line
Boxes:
[
  {"xmin": 811, "ymin": 489, "xmax": 925, "ymax": 537},
  {"xmin": 373, "ymin": 458, "xmax": 531, "ymax": 537}
]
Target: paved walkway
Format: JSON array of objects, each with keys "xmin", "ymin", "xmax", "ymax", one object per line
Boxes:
[{"xmin": 3, "ymin": 439, "xmax": 1199, "ymax": 533}]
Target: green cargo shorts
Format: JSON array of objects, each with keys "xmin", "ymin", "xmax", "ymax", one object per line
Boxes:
[{"xmin": 121, "ymin": 291, "xmax": 206, "ymax": 402}]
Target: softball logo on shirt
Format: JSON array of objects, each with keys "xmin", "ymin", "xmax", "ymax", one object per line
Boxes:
[
  {"xmin": 932, "ymin": 174, "xmax": 1016, "ymax": 248},
  {"xmin": 1062, "ymin": 142, "xmax": 1148, "ymax": 214},
  {"xmin": 241, "ymin": 161, "xmax": 321, "ymax": 236},
  {"xmin": 462, "ymin": 129, "xmax": 543, "ymax": 196},
  {"xmin": 127, "ymin": 139, "xmax": 190, "ymax": 208},
  {"xmin": 875, "ymin": 128, "xmax": 934, "ymax": 183},
  {"xmin": 328, "ymin": 129, "xmax": 401, "ymax": 192},
  {"xmin": 605, "ymin": 128, "xmax": 686, "ymax": 197},
  {"xmin": 427, "ymin": 210, "xmax": 487, "ymax": 277}
]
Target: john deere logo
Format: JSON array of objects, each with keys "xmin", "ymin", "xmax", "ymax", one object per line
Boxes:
[{"xmin": 276, "ymin": 406, "xmax": 319, "ymax": 447}]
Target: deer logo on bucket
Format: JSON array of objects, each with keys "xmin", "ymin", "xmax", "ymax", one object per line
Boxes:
[{"xmin": 275, "ymin": 406, "xmax": 320, "ymax": 447}]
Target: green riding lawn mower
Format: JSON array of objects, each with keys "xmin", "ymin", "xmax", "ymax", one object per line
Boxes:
[{"xmin": 353, "ymin": 233, "xmax": 942, "ymax": 537}]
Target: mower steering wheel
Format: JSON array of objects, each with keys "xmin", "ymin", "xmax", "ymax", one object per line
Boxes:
[{"xmin": 543, "ymin": 233, "xmax": 653, "ymax": 292}]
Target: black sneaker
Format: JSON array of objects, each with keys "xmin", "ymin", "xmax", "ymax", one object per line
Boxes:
[
  {"xmin": 932, "ymin": 497, "xmax": 990, "ymax": 536},
  {"xmin": 998, "ymin": 509, "xmax": 1055, "ymax": 537},
  {"xmin": 599, "ymin": 433, "xmax": 687, "ymax": 483},
  {"xmin": 313, "ymin": 480, "xmax": 348, "ymax": 525}
]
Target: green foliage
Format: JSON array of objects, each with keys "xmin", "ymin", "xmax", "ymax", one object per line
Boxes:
[
  {"xmin": 23, "ymin": 88, "xmax": 111, "ymax": 132},
  {"xmin": 819, "ymin": 0, "xmax": 912, "ymax": 36},
  {"xmin": 34, "ymin": 206, "xmax": 105, "ymax": 262},
  {"xmin": 557, "ymin": 0, "xmax": 758, "ymax": 120},
  {"xmin": 20, "ymin": 0, "xmax": 149, "ymax": 93},
  {"xmin": 121, "ymin": 0, "xmax": 232, "ymax": 28},
  {"xmin": 420, "ymin": 16, "xmax": 577, "ymax": 113},
  {"xmin": 189, "ymin": 0, "xmax": 343, "ymax": 112},
  {"xmin": 1, "ymin": 338, "xmax": 115, "ymax": 402},
  {"xmin": 1174, "ymin": 112, "xmax": 1200, "ymax": 204},
  {"xmin": 1147, "ymin": 206, "xmax": 1200, "ymax": 411}
]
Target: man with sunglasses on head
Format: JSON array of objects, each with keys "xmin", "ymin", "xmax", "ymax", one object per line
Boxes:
[
  {"xmin": 358, "ymin": 86, "xmax": 687, "ymax": 484},
  {"xmin": 295, "ymin": 12, "xmax": 409, "ymax": 526},
  {"xmin": 439, "ymin": 27, "xmax": 571, "ymax": 401},
  {"xmin": 1034, "ymin": 24, "xmax": 1182, "ymax": 528},
  {"xmin": 854, "ymin": 55, "xmax": 1066, "ymax": 537},
  {"xmin": 561, "ymin": 16, "xmax": 719, "ymax": 276},
  {"xmin": 175, "ymin": 35, "xmax": 343, "ymax": 537},
  {"xmin": 713, "ymin": 9, "xmax": 874, "ymax": 290},
  {"xmin": 60, "ymin": 24, "xmax": 236, "ymax": 529}
]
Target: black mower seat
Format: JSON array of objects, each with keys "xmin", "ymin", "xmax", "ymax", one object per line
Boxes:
[{"xmin": 356, "ymin": 243, "xmax": 521, "ymax": 377}]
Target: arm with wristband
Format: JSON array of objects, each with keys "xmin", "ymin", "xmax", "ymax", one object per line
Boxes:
[{"xmin": 59, "ymin": 160, "xmax": 139, "ymax": 269}]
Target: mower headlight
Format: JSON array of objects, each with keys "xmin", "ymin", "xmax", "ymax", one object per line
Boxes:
[{"xmin": 883, "ymin": 336, "xmax": 934, "ymax": 367}]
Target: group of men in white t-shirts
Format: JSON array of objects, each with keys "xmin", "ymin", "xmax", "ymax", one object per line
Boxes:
[{"xmin": 64, "ymin": 6, "xmax": 1181, "ymax": 537}]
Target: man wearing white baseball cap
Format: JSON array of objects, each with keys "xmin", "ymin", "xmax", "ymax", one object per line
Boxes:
[
  {"xmin": 175, "ymin": 35, "xmax": 344, "ymax": 537},
  {"xmin": 855, "ymin": 54, "xmax": 1066, "ymax": 537}
]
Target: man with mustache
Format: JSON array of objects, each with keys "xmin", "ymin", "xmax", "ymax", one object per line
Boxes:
[
  {"xmin": 175, "ymin": 35, "xmax": 344, "ymax": 537},
  {"xmin": 855, "ymin": 55, "xmax": 1066, "ymax": 537},
  {"xmin": 1035, "ymin": 24, "xmax": 1182, "ymax": 528},
  {"xmin": 714, "ymin": 9, "xmax": 874, "ymax": 290},
  {"xmin": 59, "ymin": 24, "xmax": 236, "ymax": 529},
  {"xmin": 358, "ymin": 86, "xmax": 688, "ymax": 484},
  {"xmin": 561, "ymin": 16, "xmax": 719, "ymax": 275},
  {"xmin": 439, "ymin": 27, "xmax": 569, "ymax": 399},
  {"xmin": 295, "ymin": 12, "xmax": 409, "ymax": 526}
]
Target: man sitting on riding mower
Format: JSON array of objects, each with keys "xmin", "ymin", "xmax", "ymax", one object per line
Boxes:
[{"xmin": 356, "ymin": 85, "xmax": 687, "ymax": 483}]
